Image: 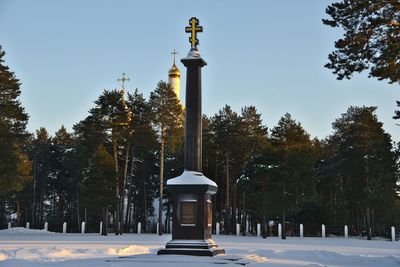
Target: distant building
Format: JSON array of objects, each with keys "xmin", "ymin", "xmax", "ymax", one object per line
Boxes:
[{"xmin": 168, "ymin": 52, "xmax": 181, "ymax": 101}]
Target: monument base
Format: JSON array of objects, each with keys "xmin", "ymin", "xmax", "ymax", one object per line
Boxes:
[
  {"xmin": 157, "ymin": 239, "xmax": 225, "ymax": 257},
  {"xmin": 157, "ymin": 247, "xmax": 225, "ymax": 256},
  {"xmin": 157, "ymin": 239, "xmax": 225, "ymax": 256}
]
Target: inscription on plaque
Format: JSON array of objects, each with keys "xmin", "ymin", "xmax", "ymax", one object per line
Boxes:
[{"xmin": 180, "ymin": 201, "xmax": 197, "ymax": 226}]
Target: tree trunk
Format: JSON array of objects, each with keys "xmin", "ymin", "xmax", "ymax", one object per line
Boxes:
[
  {"xmin": 119, "ymin": 144, "xmax": 130, "ymax": 234},
  {"xmin": 233, "ymin": 183, "xmax": 237, "ymax": 225},
  {"xmin": 32, "ymin": 159, "xmax": 36, "ymax": 228},
  {"xmin": 144, "ymin": 181, "xmax": 147, "ymax": 233},
  {"xmin": 262, "ymin": 212, "xmax": 267, "ymax": 239},
  {"xmin": 39, "ymin": 190, "xmax": 44, "ymax": 228},
  {"xmin": 113, "ymin": 134, "xmax": 120, "ymax": 235},
  {"xmin": 214, "ymin": 155, "xmax": 219, "ymax": 226},
  {"xmin": 53, "ymin": 193, "xmax": 57, "ymax": 228},
  {"xmin": 16, "ymin": 200, "xmax": 20, "ymax": 226},
  {"xmin": 125, "ymin": 185, "xmax": 132, "ymax": 231},
  {"xmin": 242, "ymin": 191, "xmax": 246, "ymax": 234},
  {"xmin": 77, "ymin": 191, "xmax": 80, "ymax": 232},
  {"xmin": 58, "ymin": 193, "xmax": 65, "ymax": 228},
  {"xmin": 225, "ymin": 153, "xmax": 230, "ymax": 234},
  {"xmin": 101, "ymin": 207, "xmax": 108, "ymax": 236},
  {"xmin": 125, "ymin": 150, "xmax": 135, "ymax": 230},
  {"xmin": 282, "ymin": 184, "xmax": 286, "ymax": 239},
  {"xmin": 366, "ymin": 203, "xmax": 371, "ymax": 240},
  {"xmin": 364, "ymin": 156, "xmax": 371, "ymax": 240},
  {"xmin": 371, "ymin": 208, "xmax": 375, "ymax": 237},
  {"xmin": 132, "ymin": 203, "xmax": 137, "ymax": 232},
  {"xmin": 158, "ymin": 126, "xmax": 165, "ymax": 236},
  {"xmin": 127, "ymin": 203, "xmax": 132, "ymax": 233},
  {"xmin": 0, "ymin": 197, "xmax": 5, "ymax": 228},
  {"xmin": 282, "ymin": 144, "xmax": 287, "ymax": 239}
]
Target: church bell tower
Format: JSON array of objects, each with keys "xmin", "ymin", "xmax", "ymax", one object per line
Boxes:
[{"xmin": 168, "ymin": 49, "xmax": 181, "ymax": 101}]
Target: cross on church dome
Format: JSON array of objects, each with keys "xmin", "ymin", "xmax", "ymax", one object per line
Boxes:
[{"xmin": 169, "ymin": 50, "xmax": 180, "ymax": 77}]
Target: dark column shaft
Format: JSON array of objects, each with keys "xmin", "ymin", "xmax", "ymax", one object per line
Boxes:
[{"xmin": 181, "ymin": 57, "xmax": 207, "ymax": 172}]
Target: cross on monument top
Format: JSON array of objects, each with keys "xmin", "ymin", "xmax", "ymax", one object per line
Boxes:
[
  {"xmin": 185, "ymin": 17, "xmax": 203, "ymax": 48},
  {"xmin": 171, "ymin": 49, "xmax": 178, "ymax": 64},
  {"xmin": 117, "ymin": 73, "xmax": 130, "ymax": 90}
]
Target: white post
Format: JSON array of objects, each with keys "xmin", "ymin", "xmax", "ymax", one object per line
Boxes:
[
  {"xmin": 99, "ymin": 221, "xmax": 103, "ymax": 235},
  {"xmin": 216, "ymin": 223, "xmax": 220, "ymax": 235},
  {"xmin": 236, "ymin": 223, "xmax": 240, "ymax": 236},
  {"xmin": 63, "ymin": 222, "xmax": 67, "ymax": 234},
  {"xmin": 44, "ymin": 222, "xmax": 48, "ymax": 231},
  {"xmin": 300, "ymin": 224, "xmax": 304, "ymax": 238},
  {"xmin": 170, "ymin": 221, "xmax": 172, "ymax": 233},
  {"xmin": 322, "ymin": 224, "xmax": 326, "ymax": 238},
  {"xmin": 278, "ymin": 223, "xmax": 282, "ymax": 238},
  {"xmin": 156, "ymin": 222, "xmax": 159, "ymax": 235},
  {"xmin": 257, "ymin": 223, "xmax": 261, "ymax": 237},
  {"xmin": 344, "ymin": 225, "xmax": 348, "ymax": 238},
  {"xmin": 7, "ymin": 222, "xmax": 11, "ymax": 229},
  {"xmin": 138, "ymin": 222, "xmax": 141, "ymax": 234},
  {"xmin": 26, "ymin": 222, "xmax": 30, "ymax": 229},
  {"xmin": 246, "ymin": 216, "xmax": 249, "ymax": 233},
  {"xmin": 81, "ymin": 221, "xmax": 85, "ymax": 234},
  {"xmin": 391, "ymin": 226, "xmax": 395, "ymax": 242}
]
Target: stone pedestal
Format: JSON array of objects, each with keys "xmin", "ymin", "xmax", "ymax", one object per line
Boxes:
[{"xmin": 158, "ymin": 171, "xmax": 224, "ymax": 256}]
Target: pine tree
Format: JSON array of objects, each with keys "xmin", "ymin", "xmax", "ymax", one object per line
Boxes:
[
  {"xmin": 241, "ymin": 142, "xmax": 274, "ymax": 236},
  {"xmin": 81, "ymin": 144, "xmax": 115, "ymax": 235},
  {"xmin": 125, "ymin": 89, "xmax": 159, "ymax": 232},
  {"xmin": 323, "ymin": 1, "xmax": 400, "ymax": 83},
  {"xmin": 237, "ymin": 106, "xmax": 268, "ymax": 232},
  {"xmin": 149, "ymin": 81, "xmax": 184, "ymax": 235},
  {"xmin": 323, "ymin": 1, "xmax": 400, "ymax": 125},
  {"xmin": 74, "ymin": 89, "xmax": 131, "ymax": 234},
  {"xmin": 48, "ymin": 126, "xmax": 75, "ymax": 230},
  {"xmin": 320, "ymin": 106, "xmax": 398, "ymax": 239},
  {"xmin": 11, "ymin": 148, "xmax": 32, "ymax": 227},
  {"xmin": 73, "ymin": 112, "xmax": 108, "ymax": 232},
  {"xmin": 0, "ymin": 46, "xmax": 30, "ymax": 226},
  {"xmin": 210, "ymin": 105, "xmax": 243, "ymax": 233},
  {"xmin": 240, "ymin": 106, "xmax": 267, "ymax": 147},
  {"xmin": 270, "ymin": 113, "xmax": 317, "ymax": 239},
  {"xmin": 29, "ymin": 128, "xmax": 53, "ymax": 228}
]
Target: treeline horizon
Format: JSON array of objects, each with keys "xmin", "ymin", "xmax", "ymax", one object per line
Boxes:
[{"xmin": 1, "ymin": 46, "xmax": 399, "ymax": 239}]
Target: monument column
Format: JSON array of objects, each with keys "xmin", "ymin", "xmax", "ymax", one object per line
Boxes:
[
  {"xmin": 182, "ymin": 54, "xmax": 206, "ymax": 172},
  {"xmin": 158, "ymin": 17, "xmax": 224, "ymax": 257}
]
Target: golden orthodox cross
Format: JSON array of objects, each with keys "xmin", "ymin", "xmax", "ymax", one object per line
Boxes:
[
  {"xmin": 185, "ymin": 17, "xmax": 203, "ymax": 48},
  {"xmin": 171, "ymin": 49, "xmax": 178, "ymax": 64},
  {"xmin": 117, "ymin": 73, "xmax": 130, "ymax": 90}
]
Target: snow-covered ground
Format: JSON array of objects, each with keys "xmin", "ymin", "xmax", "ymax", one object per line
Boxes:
[{"xmin": 0, "ymin": 227, "xmax": 399, "ymax": 266}]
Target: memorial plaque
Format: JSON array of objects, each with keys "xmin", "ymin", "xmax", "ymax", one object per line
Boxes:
[{"xmin": 180, "ymin": 201, "xmax": 196, "ymax": 226}]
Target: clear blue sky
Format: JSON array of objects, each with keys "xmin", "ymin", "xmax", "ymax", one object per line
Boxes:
[{"xmin": 1, "ymin": 0, "xmax": 399, "ymax": 141}]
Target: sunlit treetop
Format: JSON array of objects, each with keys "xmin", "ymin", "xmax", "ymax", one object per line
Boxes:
[{"xmin": 323, "ymin": 0, "xmax": 400, "ymax": 84}]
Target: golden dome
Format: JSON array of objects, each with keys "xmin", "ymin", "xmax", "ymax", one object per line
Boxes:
[{"xmin": 168, "ymin": 63, "xmax": 180, "ymax": 77}]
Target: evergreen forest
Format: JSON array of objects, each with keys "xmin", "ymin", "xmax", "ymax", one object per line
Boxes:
[{"xmin": 0, "ymin": 45, "xmax": 399, "ymax": 238}]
